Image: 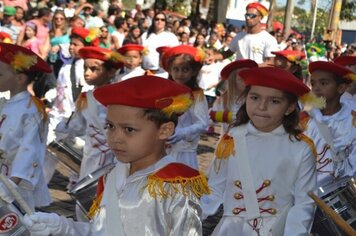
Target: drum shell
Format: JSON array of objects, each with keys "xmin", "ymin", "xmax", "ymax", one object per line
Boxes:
[
  {"xmin": 312, "ymin": 177, "xmax": 356, "ymax": 236},
  {"xmin": 0, "ymin": 200, "xmax": 30, "ymax": 236}
]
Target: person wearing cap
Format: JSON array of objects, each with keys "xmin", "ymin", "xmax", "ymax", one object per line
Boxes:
[
  {"xmin": 162, "ymin": 45, "xmax": 209, "ymax": 170},
  {"xmin": 272, "ymin": 50, "xmax": 306, "ymax": 81},
  {"xmin": 0, "ymin": 43, "xmax": 52, "ymax": 210},
  {"xmin": 334, "ymin": 55, "xmax": 356, "ymax": 108},
  {"xmin": 54, "ymin": 46, "xmax": 122, "ymax": 221},
  {"xmin": 300, "ymin": 61, "xmax": 355, "ymax": 187},
  {"xmin": 201, "ymin": 67, "xmax": 318, "ymax": 235},
  {"xmin": 24, "ymin": 75, "xmax": 210, "ymax": 235},
  {"xmin": 209, "ymin": 59, "xmax": 258, "ymax": 135},
  {"xmin": 222, "ymin": 2, "xmax": 278, "ymax": 65},
  {"xmin": 115, "ymin": 43, "xmax": 145, "ymax": 82},
  {"xmin": 0, "ymin": 6, "xmax": 19, "ymax": 42}
]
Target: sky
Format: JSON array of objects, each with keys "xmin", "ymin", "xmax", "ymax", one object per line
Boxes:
[{"xmin": 276, "ymin": 0, "xmax": 332, "ymax": 12}]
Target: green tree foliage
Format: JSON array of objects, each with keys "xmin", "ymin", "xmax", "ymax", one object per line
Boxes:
[{"xmin": 340, "ymin": 0, "xmax": 356, "ymax": 21}]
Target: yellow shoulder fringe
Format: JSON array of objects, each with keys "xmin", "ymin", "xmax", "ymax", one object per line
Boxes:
[
  {"xmin": 352, "ymin": 110, "xmax": 356, "ymax": 128},
  {"xmin": 75, "ymin": 92, "xmax": 88, "ymax": 111},
  {"xmin": 297, "ymin": 133, "xmax": 317, "ymax": 160},
  {"xmin": 87, "ymin": 192, "xmax": 103, "ymax": 220},
  {"xmin": 215, "ymin": 133, "xmax": 235, "ymax": 159},
  {"xmin": 147, "ymin": 172, "xmax": 211, "ymax": 199},
  {"xmin": 28, "ymin": 96, "xmax": 47, "ymax": 122},
  {"xmin": 192, "ymin": 89, "xmax": 204, "ymax": 102},
  {"xmin": 298, "ymin": 112, "xmax": 310, "ymax": 131}
]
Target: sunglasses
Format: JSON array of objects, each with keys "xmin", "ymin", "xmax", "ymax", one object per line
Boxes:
[
  {"xmin": 244, "ymin": 13, "xmax": 260, "ymax": 19},
  {"xmin": 155, "ymin": 18, "xmax": 165, "ymax": 22},
  {"xmin": 55, "ymin": 17, "xmax": 64, "ymax": 20}
]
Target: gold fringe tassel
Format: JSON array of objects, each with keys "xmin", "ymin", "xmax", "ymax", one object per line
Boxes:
[
  {"xmin": 28, "ymin": 96, "xmax": 47, "ymax": 121},
  {"xmin": 75, "ymin": 93, "xmax": 88, "ymax": 111},
  {"xmin": 215, "ymin": 134, "xmax": 235, "ymax": 159},
  {"xmin": 192, "ymin": 89, "xmax": 204, "ymax": 102},
  {"xmin": 87, "ymin": 192, "xmax": 103, "ymax": 219},
  {"xmin": 147, "ymin": 173, "xmax": 211, "ymax": 199},
  {"xmin": 298, "ymin": 133, "xmax": 318, "ymax": 160}
]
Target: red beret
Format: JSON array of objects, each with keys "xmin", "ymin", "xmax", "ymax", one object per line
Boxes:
[
  {"xmin": 220, "ymin": 59, "xmax": 258, "ymax": 80},
  {"xmin": 334, "ymin": 56, "xmax": 356, "ymax": 66},
  {"xmin": 309, "ymin": 61, "xmax": 354, "ymax": 83},
  {"xmin": 156, "ymin": 46, "xmax": 170, "ymax": 55},
  {"xmin": 239, "ymin": 67, "xmax": 309, "ymax": 97},
  {"xmin": 272, "ymin": 50, "xmax": 306, "ymax": 63},
  {"xmin": 118, "ymin": 44, "xmax": 144, "ymax": 55},
  {"xmin": 0, "ymin": 42, "xmax": 51, "ymax": 73},
  {"xmin": 161, "ymin": 45, "xmax": 204, "ymax": 71},
  {"xmin": 71, "ymin": 27, "xmax": 100, "ymax": 47},
  {"xmin": 246, "ymin": 2, "xmax": 268, "ymax": 17},
  {"xmin": 94, "ymin": 75, "xmax": 193, "ymax": 114},
  {"xmin": 79, "ymin": 46, "xmax": 123, "ymax": 69}
]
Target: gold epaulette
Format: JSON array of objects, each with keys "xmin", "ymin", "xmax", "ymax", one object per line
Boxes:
[
  {"xmin": 192, "ymin": 89, "xmax": 204, "ymax": 102},
  {"xmin": 352, "ymin": 110, "xmax": 356, "ymax": 128},
  {"xmin": 298, "ymin": 111, "xmax": 310, "ymax": 131},
  {"xmin": 75, "ymin": 92, "xmax": 87, "ymax": 111},
  {"xmin": 215, "ymin": 133, "xmax": 235, "ymax": 159},
  {"xmin": 147, "ymin": 163, "xmax": 210, "ymax": 199},
  {"xmin": 28, "ymin": 96, "xmax": 47, "ymax": 122},
  {"xmin": 297, "ymin": 133, "xmax": 317, "ymax": 160}
]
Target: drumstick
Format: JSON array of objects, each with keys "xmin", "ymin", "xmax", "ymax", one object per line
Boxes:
[
  {"xmin": 0, "ymin": 174, "xmax": 33, "ymax": 215},
  {"xmin": 308, "ymin": 191, "xmax": 356, "ymax": 236},
  {"xmin": 65, "ymin": 112, "xmax": 74, "ymax": 127}
]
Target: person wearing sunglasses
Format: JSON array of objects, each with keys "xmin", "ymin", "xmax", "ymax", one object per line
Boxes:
[
  {"xmin": 222, "ymin": 2, "xmax": 278, "ymax": 66},
  {"xmin": 141, "ymin": 12, "xmax": 179, "ymax": 73}
]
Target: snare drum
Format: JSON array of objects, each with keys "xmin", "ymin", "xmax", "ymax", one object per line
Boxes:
[
  {"xmin": 0, "ymin": 199, "xmax": 30, "ymax": 236},
  {"xmin": 67, "ymin": 163, "xmax": 115, "ymax": 218},
  {"xmin": 311, "ymin": 177, "xmax": 356, "ymax": 236}
]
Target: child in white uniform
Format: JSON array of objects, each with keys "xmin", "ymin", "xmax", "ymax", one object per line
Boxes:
[
  {"xmin": 163, "ymin": 45, "xmax": 209, "ymax": 169},
  {"xmin": 0, "ymin": 43, "xmax": 52, "ymax": 210},
  {"xmin": 115, "ymin": 44, "xmax": 145, "ymax": 82},
  {"xmin": 301, "ymin": 61, "xmax": 355, "ymax": 186},
  {"xmin": 201, "ymin": 67, "xmax": 317, "ymax": 235},
  {"xmin": 23, "ymin": 75, "xmax": 210, "ymax": 235}
]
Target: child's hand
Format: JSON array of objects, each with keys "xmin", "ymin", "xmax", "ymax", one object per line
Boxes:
[
  {"xmin": 23, "ymin": 212, "xmax": 65, "ymax": 235},
  {"xmin": 23, "ymin": 213, "xmax": 52, "ymax": 236}
]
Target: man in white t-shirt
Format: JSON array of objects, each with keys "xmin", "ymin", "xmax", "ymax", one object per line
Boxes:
[{"xmin": 223, "ymin": 2, "xmax": 278, "ymax": 65}]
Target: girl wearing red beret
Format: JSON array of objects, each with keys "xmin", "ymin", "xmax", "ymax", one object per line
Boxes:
[
  {"xmin": 163, "ymin": 45, "xmax": 209, "ymax": 170},
  {"xmin": 115, "ymin": 44, "xmax": 145, "ymax": 82},
  {"xmin": 201, "ymin": 67, "xmax": 318, "ymax": 235}
]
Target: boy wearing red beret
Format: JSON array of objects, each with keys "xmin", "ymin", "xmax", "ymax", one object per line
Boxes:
[
  {"xmin": 115, "ymin": 43, "xmax": 145, "ymax": 82},
  {"xmin": 301, "ymin": 61, "xmax": 355, "ymax": 187},
  {"xmin": 43, "ymin": 27, "xmax": 101, "ymax": 183},
  {"xmin": 334, "ymin": 55, "xmax": 356, "ymax": 108},
  {"xmin": 54, "ymin": 46, "xmax": 123, "ymax": 220},
  {"xmin": 24, "ymin": 75, "xmax": 210, "ymax": 235},
  {"xmin": 0, "ymin": 43, "xmax": 52, "ymax": 210}
]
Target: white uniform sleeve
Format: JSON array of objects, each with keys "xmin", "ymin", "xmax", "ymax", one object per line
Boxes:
[{"xmin": 283, "ymin": 143, "xmax": 317, "ymax": 235}]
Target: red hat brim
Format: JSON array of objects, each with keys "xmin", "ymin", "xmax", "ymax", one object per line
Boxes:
[
  {"xmin": 334, "ymin": 56, "xmax": 356, "ymax": 66},
  {"xmin": 239, "ymin": 66, "xmax": 309, "ymax": 97},
  {"xmin": 79, "ymin": 46, "xmax": 123, "ymax": 69},
  {"xmin": 117, "ymin": 44, "xmax": 144, "ymax": 55},
  {"xmin": 0, "ymin": 42, "xmax": 51, "ymax": 73},
  {"xmin": 309, "ymin": 61, "xmax": 353, "ymax": 83},
  {"xmin": 271, "ymin": 50, "xmax": 306, "ymax": 62},
  {"xmin": 161, "ymin": 45, "xmax": 203, "ymax": 71},
  {"xmin": 220, "ymin": 59, "xmax": 258, "ymax": 80},
  {"xmin": 94, "ymin": 75, "xmax": 192, "ymax": 109}
]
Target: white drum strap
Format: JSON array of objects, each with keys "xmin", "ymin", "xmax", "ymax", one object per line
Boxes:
[
  {"xmin": 312, "ymin": 117, "xmax": 337, "ymax": 160},
  {"xmin": 86, "ymin": 91, "xmax": 106, "ymax": 135},
  {"xmin": 232, "ymin": 126, "xmax": 261, "ymax": 220}
]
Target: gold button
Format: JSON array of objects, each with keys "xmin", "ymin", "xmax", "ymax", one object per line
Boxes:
[
  {"xmin": 270, "ymin": 208, "xmax": 277, "ymax": 215},
  {"xmin": 33, "ymin": 162, "xmax": 38, "ymax": 167},
  {"xmin": 234, "ymin": 193, "xmax": 243, "ymax": 200},
  {"xmin": 234, "ymin": 180, "xmax": 241, "ymax": 188},
  {"xmin": 268, "ymin": 195, "xmax": 275, "ymax": 201},
  {"xmin": 263, "ymin": 179, "xmax": 271, "ymax": 186},
  {"xmin": 232, "ymin": 208, "xmax": 240, "ymax": 215}
]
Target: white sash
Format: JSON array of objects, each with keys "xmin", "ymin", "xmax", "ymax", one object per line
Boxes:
[{"xmin": 231, "ymin": 126, "xmax": 260, "ymax": 220}]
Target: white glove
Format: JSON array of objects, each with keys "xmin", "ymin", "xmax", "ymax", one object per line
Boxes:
[
  {"xmin": 0, "ymin": 179, "xmax": 16, "ymax": 203},
  {"xmin": 167, "ymin": 128, "xmax": 186, "ymax": 144},
  {"xmin": 23, "ymin": 212, "xmax": 89, "ymax": 236}
]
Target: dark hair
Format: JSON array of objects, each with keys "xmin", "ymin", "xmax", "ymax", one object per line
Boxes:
[
  {"xmin": 38, "ymin": 7, "xmax": 51, "ymax": 18},
  {"xmin": 231, "ymin": 87, "xmax": 302, "ymax": 139},
  {"xmin": 142, "ymin": 109, "xmax": 178, "ymax": 127},
  {"xmin": 70, "ymin": 34, "xmax": 91, "ymax": 46},
  {"xmin": 114, "ymin": 16, "xmax": 126, "ymax": 29},
  {"xmin": 146, "ymin": 12, "xmax": 167, "ymax": 39},
  {"xmin": 167, "ymin": 54, "xmax": 202, "ymax": 90}
]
